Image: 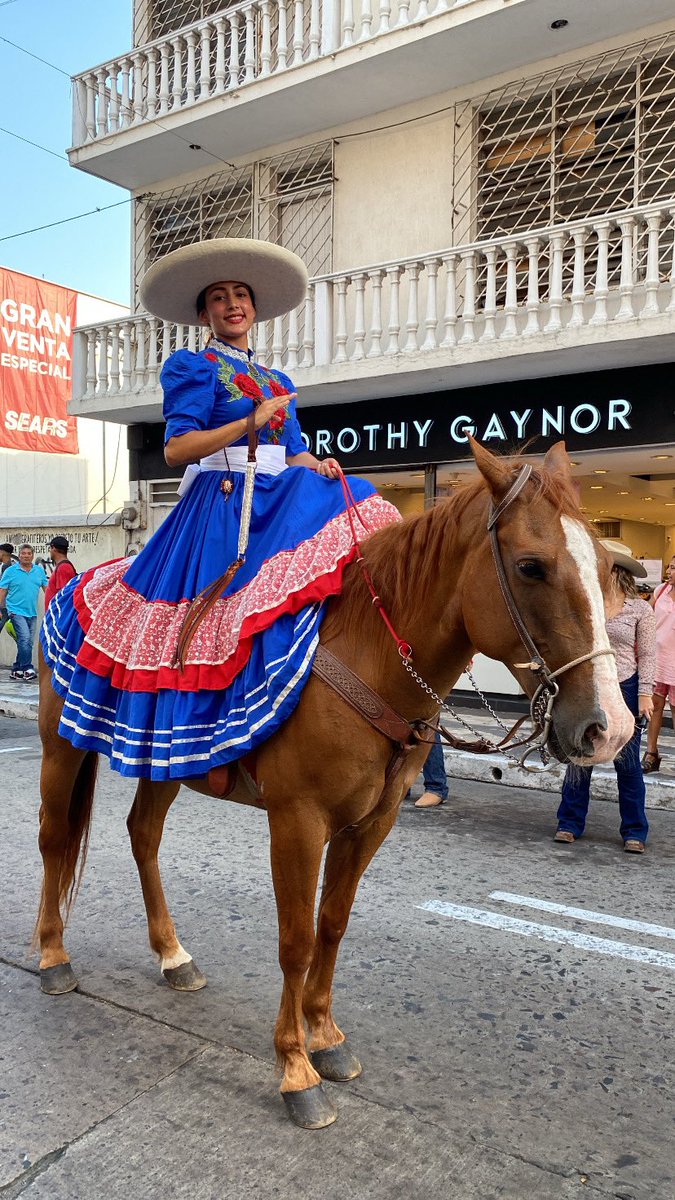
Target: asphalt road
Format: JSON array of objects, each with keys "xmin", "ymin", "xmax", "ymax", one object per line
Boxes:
[{"xmin": 1, "ymin": 716, "xmax": 674, "ymax": 1199}]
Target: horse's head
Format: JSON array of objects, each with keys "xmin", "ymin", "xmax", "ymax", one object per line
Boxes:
[{"xmin": 463, "ymin": 439, "xmax": 634, "ymax": 765}]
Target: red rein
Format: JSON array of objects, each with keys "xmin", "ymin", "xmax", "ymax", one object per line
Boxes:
[{"xmin": 335, "ymin": 467, "xmax": 413, "ymax": 662}]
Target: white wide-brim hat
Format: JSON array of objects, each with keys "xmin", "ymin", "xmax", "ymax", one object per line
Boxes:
[
  {"xmin": 599, "ymin": 538, "xmax": 648, "ymax": 578},
  {"xmin": 139, "ymin": 238, "xmax": 309, "ymax": 325}
]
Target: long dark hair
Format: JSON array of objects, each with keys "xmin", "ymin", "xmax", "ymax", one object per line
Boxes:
[{"xmin": 613, "ymin": 564, "xmax": 638, "ymax": 598}]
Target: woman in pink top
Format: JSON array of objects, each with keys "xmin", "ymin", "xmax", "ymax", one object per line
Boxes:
[{"xmin": 642, "ymin": 556, "xmax": 675, "ymax": 773}]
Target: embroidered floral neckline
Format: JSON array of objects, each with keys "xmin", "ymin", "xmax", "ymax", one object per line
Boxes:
[{"xmin": 208, "ymin": 339, "xmax": 253, "ymax": 364}]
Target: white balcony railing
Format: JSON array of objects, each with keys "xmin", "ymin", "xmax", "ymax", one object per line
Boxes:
[
  {"xmin": 73, "ymin": 202, "xmax": 675, "ymax": 407},
  {"xmin": 72, "ymin": 0, "xmax": 460, "ymax": 146}
]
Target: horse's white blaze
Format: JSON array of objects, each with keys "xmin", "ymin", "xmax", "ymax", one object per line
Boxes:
[
  {"xmin": 160, "ymin": 943, "xmax": 192, "ymax": 971},
  {"xmin": 560, "ymin": 516, "xmax": 633, "ymax": 759}
]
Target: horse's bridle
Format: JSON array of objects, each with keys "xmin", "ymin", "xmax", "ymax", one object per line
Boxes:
[{"xmin": 484, "ymin": 464, "xmax": 615, "ymax": 762}]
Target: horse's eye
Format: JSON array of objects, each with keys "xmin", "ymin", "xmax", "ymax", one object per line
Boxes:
[{"xmin": 517, "ymin": 559, "xmax": 545, "ymax": 580}]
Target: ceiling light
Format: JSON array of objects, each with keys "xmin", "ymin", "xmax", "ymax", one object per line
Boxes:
[
  {"xmin": 569, "ymin": 460, "xmax": 580, "ymax": 466},
  {"xmin": 665, "ymin": 502, "xmax": 675, "ymax": 507},
  {"xmin": 618, "ymin": 491, "xmax": 630, "ymax": 495},
  {"xmin": 651, "ymin": 454, "xmax": 672, "ymax": 460},
  {"xmin": 593, "ymin": 469, "xmax": 608, "ymax": 475},
  {"xmin": 550, "ymin": 18, "xmax": 569, "ymax": 30},
  {"xmin": 590, "ymin": 485, "xmax": 604, "ymax": 490},
  {"xmin": 643, "ymin": 497, "xmax": 653, "ymax": 501}
]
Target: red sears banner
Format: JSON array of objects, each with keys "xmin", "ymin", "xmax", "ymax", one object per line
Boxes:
[{"xmin": 0, "ymin": 267, "xmax": 79, "ymax": 454}]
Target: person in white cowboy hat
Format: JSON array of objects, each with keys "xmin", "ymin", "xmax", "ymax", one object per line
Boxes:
[
  {"xmin": 554, "ymin": 538, "xmax": 655, "ymax": 854},
  {"xmin": 39, "ymin": 238, "xmax": 400, "ymax": 783}
]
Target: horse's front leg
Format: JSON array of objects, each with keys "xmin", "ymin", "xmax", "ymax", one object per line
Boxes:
[
  {"xmin": 127, "ymin": 779, "xmax": 206, "ymax": 991},
  {"xmin": 268, "ymin": 804, "xmax": 335, "ymax": 1129},
  {"xmin": 302, "ymin": 806, "xmax": 399, "ymax": 1082}
]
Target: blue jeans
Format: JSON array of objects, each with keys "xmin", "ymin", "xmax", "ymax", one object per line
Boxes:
[
  {"xmin": 557, "ymin": 673, "xmax": 648, "ymax": 843},
  {"xmin": 10, "ymin": 614, "xmax": 37, "ymax": 673},
  {"xmin": 422, "ymin": 730, "xmax": 449, "ymax": 801}
]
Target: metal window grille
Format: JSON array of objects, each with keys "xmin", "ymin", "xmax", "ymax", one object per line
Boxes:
[
  {"xmin": 135, "ymin": 1, "xmax": 227, "ymax": 45},
  {"xmin": 590, "ymin": 520, "xmax": 621, "ymax": 539}
]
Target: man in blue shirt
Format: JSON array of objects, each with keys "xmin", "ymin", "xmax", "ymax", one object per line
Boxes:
[{"xmin": 0, "ymin": 544, "xmax": 48, "ymax": 680}]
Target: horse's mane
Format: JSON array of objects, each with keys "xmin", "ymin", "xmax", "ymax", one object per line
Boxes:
[{"xmin": 326, "ymin": 456, "xmax": 588, "ymax": 654}]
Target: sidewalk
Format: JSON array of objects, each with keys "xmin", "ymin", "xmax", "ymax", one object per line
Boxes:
[{"xmin": 2, "ymin": 668, "xmax": 674, "ymax": 809}]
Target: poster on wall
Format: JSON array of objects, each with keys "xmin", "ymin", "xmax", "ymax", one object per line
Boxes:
[{"xmin": 0, "ymin": 267, "xmax": 79, "ymax": 454}]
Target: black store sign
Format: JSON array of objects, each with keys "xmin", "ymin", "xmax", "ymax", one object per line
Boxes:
[{"xmin": 298, "ymin": 364, "xmax": 675, "ymax": 469}]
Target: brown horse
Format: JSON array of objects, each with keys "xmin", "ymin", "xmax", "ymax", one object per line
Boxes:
[{"xmin": 34, "ymin": 440, "xmax": 634, "ymax": 1129}]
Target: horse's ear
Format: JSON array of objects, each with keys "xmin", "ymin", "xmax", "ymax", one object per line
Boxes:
[
  {"xmin": 542, "ymin": 440, "xmax": 572, "ymax": 478},
  {"xmin": 469, "ymin": 437, "xmax": 513, "ymax": 497}
]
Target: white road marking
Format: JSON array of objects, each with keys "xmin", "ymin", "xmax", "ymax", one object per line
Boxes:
[
  {"xmin": 419, "ymin": 900, "xmax": 675, "ymax": 971},
  {"xmin": 489, "ymin": 891, "xmax": 675, "ymax": 942},
  {"xmin": 0, "ymin": 746, "xmax": 31, "ymax": 754}
]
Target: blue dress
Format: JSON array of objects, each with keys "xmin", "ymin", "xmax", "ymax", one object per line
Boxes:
[{"xmin": 41, "ymin": 342, "xmax": 400, "ymax": 780}]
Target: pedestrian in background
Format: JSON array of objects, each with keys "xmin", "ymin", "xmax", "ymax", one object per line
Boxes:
[
  {"xmin": 0, "ymin": 544, "xmax": 48, "ymax": 681},
  {"xmin": 0, "ymin": 542, "xmax": 18, "ymax": 638},
  {"xmin": 554, "ymin": 539, "xmax": 654, "ymax": 854},
  {"xmin": 45, "ymin": 536, "xmax": 76, "ymax": 608},
  {"xmin": 641, "ymin": 556, "xmax": 675, "ymax": 774},
  {"xmin": 413, "ymin": 729, "xmax": 449, "ymax": 807}
]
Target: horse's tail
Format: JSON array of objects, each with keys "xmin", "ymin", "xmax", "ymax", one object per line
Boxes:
[{"xmin": 32, "ymin": 750, "xmax": 99, "ymax": 949}]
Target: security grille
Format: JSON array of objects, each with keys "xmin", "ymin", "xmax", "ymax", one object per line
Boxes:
[
  {"xmin": 590, "ymin": 520, "xmax": 621, "ymax": 539},
  {"xmin": 135, "ymin": 1, "xmax": 226, "ymax": 45}
]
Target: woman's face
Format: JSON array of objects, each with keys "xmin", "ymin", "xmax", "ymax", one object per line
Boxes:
[
  {"xmin": 667, "ymin": 558, "xmax": 675, "ymax": 584},
  {"xmin": 200, "ymin": 281, "xmax": 256, "ymax": 349}
]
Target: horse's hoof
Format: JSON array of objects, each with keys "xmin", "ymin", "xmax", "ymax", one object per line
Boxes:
[
  {"xmin": 310, "ymin": 1041, "xmax": 362, "ymax": 1082},
  {"xmin": 162, "ymin": 960, "xmax": 207, "ymax": 991},
  {"xmin": 282, "ymin": 1084, "xmax": 338, "ymax": 1129},
  {"xmin": 40, "ymin": 963, "xmax": 78, "ymax": 995}
]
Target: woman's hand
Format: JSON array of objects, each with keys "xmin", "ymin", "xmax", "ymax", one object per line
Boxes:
[
  {"xmin": 639, "ymin": 695, "xmax": 654, "ymax": 720},
  {"xmin": 315, "ymin": 457, "xmax": 341, "ymax": 479},
  {"xmin": 254, "ymin": 394, "xmax": 294, "ymax": 430}
]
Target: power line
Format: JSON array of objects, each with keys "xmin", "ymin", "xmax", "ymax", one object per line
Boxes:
[
  {"xmin": 0, "ymin": 34, "xmax": 70, "ymax": 76},
  {"xmin": 0, "ymin": 196, "xmax": 141, "ymax": 244},
  {"xmin": 0, "ymin": 125, "xmax": 67, "ymax": 162}
]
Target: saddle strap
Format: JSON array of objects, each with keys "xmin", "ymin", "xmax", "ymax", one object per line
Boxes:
[{"xmin": 312, "ymin": 644, "xmax": 420, "ymax": 746}]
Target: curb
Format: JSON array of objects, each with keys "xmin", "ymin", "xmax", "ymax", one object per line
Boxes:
[{"xmin": 0, "ymin": 694, "xmax": 39, "ymax": 720}]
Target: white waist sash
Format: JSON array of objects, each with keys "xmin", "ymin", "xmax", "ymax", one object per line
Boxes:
[{"xmin": 177, "ymin": 444, "xmax": 287, "ymax": 497}]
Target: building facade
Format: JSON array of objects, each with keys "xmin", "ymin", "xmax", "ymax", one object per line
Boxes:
[{"xmin": 68, "ymin": 0, "xmax": 675, "ymax": 695}]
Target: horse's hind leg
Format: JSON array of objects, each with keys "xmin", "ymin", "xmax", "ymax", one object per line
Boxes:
[
  {"xmin": 302, "ymin": 807, "xmax": 398, "ymax": 1083},
  {"xmin": 127, "ymin": 779, "xmax": 206, "ymax": 991},
  {"xmin": 268, "ymin": 805, "xmax": 336, "ymax": 1129}
]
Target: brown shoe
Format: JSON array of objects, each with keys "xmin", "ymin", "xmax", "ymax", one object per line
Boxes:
[
  {"xmin": 415, "ymin": 792, "xmax": 445, "ymax": 808},
  {"xmin": 553, "ymin": 830, "xmax": 575, "ymax": 844},
  {"xmin": 641, "ymin": 752, "xmax": 661, "ymax": 773},
  {"xmin": 624, "ymin": 839, "xmax": 646, "ymax": 854}
]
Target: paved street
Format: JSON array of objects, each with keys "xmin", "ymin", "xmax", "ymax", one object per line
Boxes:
[{"xmin": 1, "ymin": 716, "xmax": 674, "ymax": 1199}]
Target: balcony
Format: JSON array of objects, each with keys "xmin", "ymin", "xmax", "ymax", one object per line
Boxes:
[
  {"xmin": 71, "ymin": 201, "xmax": 675, "ymax": 424},
  {"xmin": 68, "ymin": 0, "xmax": 675, "ymax": 189}
]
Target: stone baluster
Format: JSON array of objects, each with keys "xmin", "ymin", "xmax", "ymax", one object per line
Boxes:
[
  {"xmin": 309, "ymin": 0, "xmax": 321, "ymax": 58},
  {"xmin": 214, "ymin": 17, "xmax": 227, "ymax": 91},
  {"xmin": 378, "ymin": 0, "xmax": 392, "ymax": 34},
  {"xmin": 133, "ymin": 322, "xmax": 146, "ymax": 391},
  {"xmin": 458, "ymin": 250, "xmax": 476, "ymax": 344},
  {"xmin": 199, "ymin": 24, "xmax": 212, "ymax": 99},
  {"xmin": 385, "ymin": 267, "xmax": 402, "ymax": 354},
  {"xmin": 417, "ymin": 0, "xmax": 430, "ymax": 19},
  {"xmin": 312, "ymin": 280, "xmax": 333, "ymax": 365},
  {"xmin": 255, "ymin": 320, "xmax": 269, "ymax": 364},
  {"xmin": 145, "ymin": 51, "xmax": 158, "ymax": 120},
  {"xmin": 522, "ymin": 238, "xmax": 541, "ymax": 336},
  {"xmin": 96, "ymin": 69, "xmax": 108, "ymax": 137},
  {"xmin": 120, "ymin": 323, "xmax": 133, "ymax": 393},
  {"xmin": 72, "ymin": 77, "xmax": 87, "ymax": 144},
  {"xmin": 85, "ymin": 330, "xmax": 97, "ymax": 399},
  {"xmin": 334, "ymin": 278, "xmax": 350, "ymax": 363},
  {"xmin": 589, "ymin": 222, "xmax": 610, "ymax": 325},
  {"xmin": 158, "ymin": 44, "xmax": 171, "ymax": 114},
  {"xmin": 440, "ymin": 253, "xmax": 458, "ymax": 347},
  {"xmin": 502, "ymin": 241, "xmax": 519, "ymax": 338},
  {"xmin": 667, "ymin": 208, "xmax": 675, "ymax": 313},
  {"xmin": 109, "ymin": 325, "xmax": 121, "ymax": 396},
  {"xmin": 431, "ymin": 0, "xmax": 448, "ymax": 13},
  {"xmin": 302, "ymin": 289, "xmax": 315, "ymax": 366},
  {"xmin": 404, "ymin": 263, "xmax": 421, "ymax": 351},
  {"xmin": 367, "ymin": 269, "xmax": 384, "ymax": 358},
  {"xmin": 293, "ymin": 0, "xmax": 305, "ymax": 65},
  {"xmin": 287, "ymin": 307, "xmax": 300, "ymax": 371},
  {"xmin": 171, "ymin": 38, "xmax": 184, "ymax": 110},
  {"xmin": 359, "ymin": 0, "xmax": 373, "ymax": 41},
  {"xmin": 133, "ymin": 54, "xmax": 145, "ymax": 123},
  {"xmin": 108, "ymin": 65, "xmax": 121, "ymax": 131},
  {"xmin": 187, "ymin": 325, "xmax": 198, "ymax": 353},
  {"xmin": 244, "ymin": 6, "xmax": 257, "ymax": 82},
  {"xmin": 342, "ymin": 0, "xmax": 355, "ymax": 47},
  {"xmin": 616, "ymin": 216, "xmax": 636, "ymax": 321},
  {"xmin": 118, "ymin": 61, "xmax": 131, "ymax": 128},
  {"xmin": 544, "ymin": 232, "xmax": 565, "ymax": 333},
  {"xmin": 643, "ymin": 211, "xmax": 663, "ymax": 317},
  {"xmin": 147, "ymin": 318, "xmax": 159, "ymax": 388},
  {"xmin": 272, "ymin": 317, "xmax": 285, "ymax": 369},
  {"xmin": 97, "ymin": 327, "xmax": 109, "ymax": 396},
  {"xmin": 161, "ymin": 321, "xmax": 172, "ymax": 363},
  {"xmin": 185, "ymin": 31, "xmax": 198, "ymax": 103},
  {"xmin": 480, "ymin": 247, "xmax": 497, "ymax": 342},
  {"xmin": 260, "ymin": 1, "xmax": 273, "ymax": 76},
  {"xmin": 422, "ymin": 258, "xmax": 440, "ymax": 350},
  {"xmin": 228, "ymin": 14, "xmax": 241, "ymax": 88},
  {"xmin": 84, "ymin": 74, "xmax": 97, "ymax": 139},
  {"xmin": 568, "ymin": 227, "xmax": 587, "ymax": 328},
  {"xmin": 175, "ymin": 324, "xmax": 186, "ymax": 353},
  {"xmin": 395, "ymin": 0, "xmax": 409, "ymax": 27},
  {"xmin": 351, "ymin": 274, "xmax": 367, "ymax": 360},
  {"xmin": 277, "ymin": 0, "xmax": 289, "ymax": 68}
]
